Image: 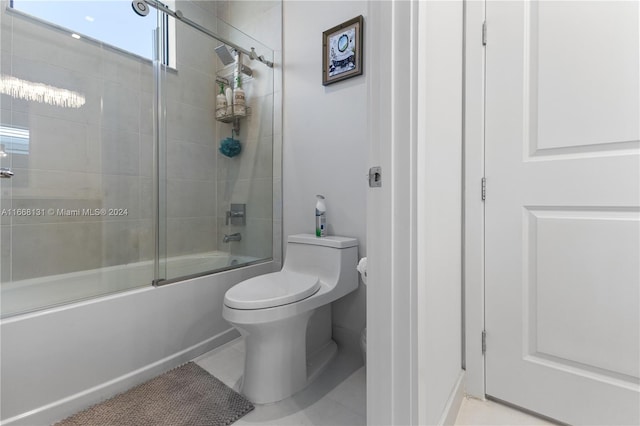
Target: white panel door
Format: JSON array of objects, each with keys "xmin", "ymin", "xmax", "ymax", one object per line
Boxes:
[{"xmin": 485, "ymin": 1, "xmax": 640, "ymax": 424}]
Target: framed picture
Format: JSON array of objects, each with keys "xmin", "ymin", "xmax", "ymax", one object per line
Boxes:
[{"xmin": 322, "ymin": 15, "xmax": 364, "ymax": 86}]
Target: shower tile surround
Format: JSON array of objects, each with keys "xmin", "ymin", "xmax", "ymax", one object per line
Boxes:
[
  {"xmin": 0, "ymin": 0, "xmax": 280, "ymax": 297},
  {"xmin": 1, "ymin": 5, "xmax": 149, "ymax": 283},
  {"xmin": 211, "ymin": 0, "xmax": 283, "ymax": 266}
]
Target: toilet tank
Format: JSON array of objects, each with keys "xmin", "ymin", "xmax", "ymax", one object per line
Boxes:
[{"xmin": 283, "ymin": 234, "xmax": 358, "ymax": 291}]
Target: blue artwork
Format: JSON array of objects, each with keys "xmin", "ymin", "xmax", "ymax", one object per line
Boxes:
[{"xmin": 328, "ymin": 27, "xmax": 356, "ymax": 77}]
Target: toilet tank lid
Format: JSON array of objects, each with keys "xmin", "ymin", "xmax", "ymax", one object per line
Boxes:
[{"xmin": 288, "ymin": 234, "xmax": 358, "ymax": 248}]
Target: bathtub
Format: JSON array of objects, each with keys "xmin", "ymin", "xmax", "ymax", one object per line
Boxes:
[
  {"xmin": 0, "ymin": 254, "xmax": 275, "ymax": 425},
  {"xmin": 1, "ymin": 251, "xmax": 258, "ymax": 317}
]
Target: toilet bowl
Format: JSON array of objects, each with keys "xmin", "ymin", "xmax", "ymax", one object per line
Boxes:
[{"xmin": 222, "ymin": 234, "xmax": 358, "ymax": 404}]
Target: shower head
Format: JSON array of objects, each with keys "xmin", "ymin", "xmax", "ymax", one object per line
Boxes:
[
  {"xmin": 216, "ymin": 45, "xmax": 254, "ymax": 77},
  {"xmin": 131, "ymin": 0, "xmax": 150, "ymax": 16},
  {"xmin": 215, "ymin": 45, "xmax": 236, "ymax": 66}
]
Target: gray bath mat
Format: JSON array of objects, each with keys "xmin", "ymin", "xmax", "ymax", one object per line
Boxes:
[{"xmin": 56, "ymin": 362, "xmax": 254, "ymax": 426}]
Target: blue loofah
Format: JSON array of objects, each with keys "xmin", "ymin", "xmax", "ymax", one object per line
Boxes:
[{"xmin": 219, "ymin": 137, "xmax": 242, "ymax": 158}]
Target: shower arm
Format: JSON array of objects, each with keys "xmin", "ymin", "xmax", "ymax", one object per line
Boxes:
[{"xmin": 142, "ymin": 0, "xmax": 274, "ymax": 68}]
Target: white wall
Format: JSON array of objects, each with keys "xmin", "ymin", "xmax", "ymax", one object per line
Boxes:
[
  {"xmin": 417, "ymin": 1, "xmax": 464, "ymax": 424},
  {"xmin": 282, "ymin": 1, "xmax": 368, "ymax": 354}
]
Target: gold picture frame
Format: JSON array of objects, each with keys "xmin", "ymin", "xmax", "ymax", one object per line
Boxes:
[{"xmin": 322, "ymin": 15, "xmax": 364, "ymax": 86}]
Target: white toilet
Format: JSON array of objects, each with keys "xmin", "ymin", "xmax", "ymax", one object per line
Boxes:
[{"xmin": 222, "ymin": 234, "xmax": 358, "ymax": 404}]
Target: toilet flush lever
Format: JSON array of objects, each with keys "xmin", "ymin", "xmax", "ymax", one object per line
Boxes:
[{"xmin": 368, "ymin": 166, "xmax": 382, "ymax": 188}]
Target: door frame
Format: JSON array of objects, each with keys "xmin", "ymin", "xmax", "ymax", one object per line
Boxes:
[
  {"xmin": 367, "ymin": 0, "xmax": 469, "ymax": 422},
  {"xmin": 365, "ymin": 0, "xmax": 488, "ymax": 413},
  {"xmin": 366, "ymin": 0, "xmax": 420, "ymax": 424},
  {"xmin": 369, "ymin": 0, "xmax": 637, "ymax": 413},
  {"xmin": 463, "ymin": 0, "xmax": 487, "ymax": 399}
]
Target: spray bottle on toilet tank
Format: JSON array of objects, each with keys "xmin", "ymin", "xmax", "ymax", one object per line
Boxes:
[{"xmin": 315, "ymin": 195, "xmax": 326, "ymax": 237}]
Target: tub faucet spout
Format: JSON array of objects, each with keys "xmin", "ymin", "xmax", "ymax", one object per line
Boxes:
[{"xmin": 223, "ymin": 232, "xmax": 242, "ymax": 243}]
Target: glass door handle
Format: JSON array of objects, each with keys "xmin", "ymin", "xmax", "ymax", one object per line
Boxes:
[{"xmin": 0, "ymin": 168, "xmax": 13, "ymax": 178}]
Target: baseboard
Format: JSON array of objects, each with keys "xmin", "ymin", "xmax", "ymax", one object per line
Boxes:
[
  {"xmin": 1, "ymin": 328, "xmax": 240, "ymax": 426},
  {"xmin": 439, "ymin": 370, "xmax": 466, "ymax": 426}
]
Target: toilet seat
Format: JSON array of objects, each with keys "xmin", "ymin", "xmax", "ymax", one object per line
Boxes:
[{"xmin": 224, "ymin": 271, "xmax": 320, "ymax": 310}]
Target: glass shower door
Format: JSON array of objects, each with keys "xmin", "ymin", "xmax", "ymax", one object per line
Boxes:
[
  {"xmin": 0, "ymin": 0, "xmax": 278, "ymax": 316},
  {"xmin": 158, "ymin": 4, "xmax": 274, "ymax": 282},
  {"xmin": 0, "ymin": 1, "xmax": 160, "ymax": 317}
]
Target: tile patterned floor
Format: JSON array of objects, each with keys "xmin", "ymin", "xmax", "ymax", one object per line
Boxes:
[
  {"xmin": 455, "ymin": 397, "xmax": 559, "ymax": 425},
  {"xmin": 194, "ymin": 338, "xmax": 366, "ymax": 425},
  {"xmin": 195, "ymin": 338, "xmax": 558, "ymax": 426}
]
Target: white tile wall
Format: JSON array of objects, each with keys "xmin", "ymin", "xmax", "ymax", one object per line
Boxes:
[
  {"xmin": 0, "ymin": 1, "xmax": 279, "ymax": 285},
  {"xmin": 214, "ymin": 0, "xmax": 282, "ymax": 266}
]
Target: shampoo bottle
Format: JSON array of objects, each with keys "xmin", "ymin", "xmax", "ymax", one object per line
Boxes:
[
  {"xmin": 315, "ymin": 195, "xmax": 326, "ymax": 237},
  {"xmin": 233, "ymin": 76, "xmax": 246, "ymax": 117},
  {"xmin": 225, "ymin": 87, "xmax": 233, "ymax": 115},
  {"xmin": 215, "ymin": 83, "xmax": 227, "ymax": 119}
]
